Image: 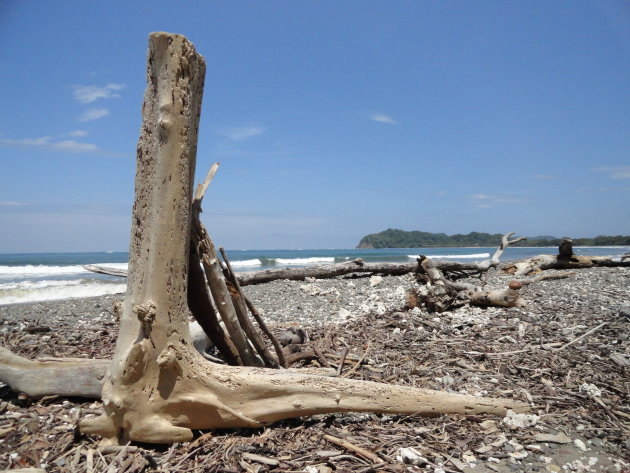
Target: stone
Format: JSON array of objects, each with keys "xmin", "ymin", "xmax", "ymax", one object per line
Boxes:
[
  {"xmin": 534, "ymin": 432, "xmax": 572, "ymax": 444},
  {"xmin": 503, "ymin": 410, "xmax": 539, "ymax": 429}
]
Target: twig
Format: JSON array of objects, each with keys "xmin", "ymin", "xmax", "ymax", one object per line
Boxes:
[
  {"xmin": 220, "ymin": 247, "xmax": 278, "ymax": 368},
  {"xmin": 516, "ymin": 272, "xmax": 575, "ymax": 286},
  {"xmin": 193, "ymin": 162, "xmax": 219, "ymax": 208},
  {"xmin": 221, "ymin": 245, "xmax": 286, "ymax": 368},
  {"xmin": 241, "ymin": 452, "xmax": 280, "ymax": 466},
  {"xmin": 337, "ymin": 347, "xmax": 350, "ymax": 376},
  {"xmin": 341, "ymin": 343, "xmax": 370, "ymax": 378},
  {"xmin": 311, "ymin": 344, "xmax": 330, "ymax": 368},
  {"xmin": 555, "ymin": 322, "xmax": 608, "ymax": 351},
  {"xmin": 105, "ymin": 441, "xmax": 131, "ymax": 473},
  {"xmin": 323, "ymin": 434, "xmax": 382, "ymax": 463},
  {"xmin": 86, "ymin": 448, "xmax": 94, "ymax": 473}
]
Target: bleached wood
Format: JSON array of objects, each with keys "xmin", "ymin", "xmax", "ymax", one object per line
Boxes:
[
  {"xmin": 80, "ymin": 31, "xmax": 208, "ymax": 443},
  {"xmin": 503, "ymin": 254, "xmax": 630, "ymax": 276},
  {"xmin": 0, "ymin": 347, "xmax": 108, "ymax": 398},
  {"xmin": 74, "ymin": 33, "xmax": 529, "ymax": 445}
]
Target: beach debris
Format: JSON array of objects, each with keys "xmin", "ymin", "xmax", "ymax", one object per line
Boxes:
[
  {"xmin": 534, "ymin": 432, "xmax": 573, "ymax": 444},
  {"xmin": 369, "ymin": 275, "xmax": 383, "ymax": 287},
  {"xmin": 503, "ymin": 410, "xmax": 539, "ymax": 430},
  {"xmin": 573, "ymin": 439, "xmax": 588, "ymax": 452},
  {"xmin": 396, "ymin": 447, "xmax": 428, "ymax": 465},
  {"xmin": 579, "ymin": 383, "xmax": 602, "ymax": 398},
  {"xmin": 1, "ymin": 262, "xmax": 629, "ymax": 470},
  {"xmin": 278, "ymin": 326, "xmax": 306, "ymax": 346},
  {"xmin": 503, "ymin": 244, "xmax": 630, "ymax": 276}
]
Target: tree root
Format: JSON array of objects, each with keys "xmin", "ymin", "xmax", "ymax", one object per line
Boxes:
[{"xmin": 79, "ymin": 342, "xmax": 529, "ymax": 444}]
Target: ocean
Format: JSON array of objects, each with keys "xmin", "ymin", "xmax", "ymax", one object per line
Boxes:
[{"xmin": 1, "ymin": 246, "xmax": 628, "ymax": 306}]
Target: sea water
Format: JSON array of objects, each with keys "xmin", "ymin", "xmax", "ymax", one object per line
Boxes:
[{"xmin": 1, "ymin": 246, "xmax": 628, "ymax": 305}]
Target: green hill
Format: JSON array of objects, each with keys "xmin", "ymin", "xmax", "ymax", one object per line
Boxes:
[{"xmin": 356, "ymin": 228, "xmax": 630, "ymax": 248}]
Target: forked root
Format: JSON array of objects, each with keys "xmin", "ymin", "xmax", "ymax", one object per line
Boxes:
[{"xmin": 79, "ymin": 344, "xmax": 529, "ymax": 445}]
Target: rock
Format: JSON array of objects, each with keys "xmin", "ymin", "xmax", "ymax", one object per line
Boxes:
[
  {"xmin": 573, "ymin": 438, "xmax": 587, "ymax": 451},
  {"xmin": 461, "ymin": 451, "xmax": 477, "ymax": 465},
  {"xmin": 479, "ymin": 420, "xmax": 498, "ymax": 434},
  {"xmin": 578, "ymin": 383, "xmax": 601, "ymax": 397},
  {"xmin": 610, "ymin": 352, "xmax": 630, "ymax": 367},
  {"xmin": 396, "ymin": 447, "xmax": 428, "ymax": 465},
  {"xmin": 508, "ymin": 450, "xmax": 528, "ymax": 460},
  {"xmin": 369, "ymin": 275, "xmax": 383, "ymax": 287},
  {"xmin": 279, "ymin": 327, "xmax": 306, "ymax": 346},
  {"xmin": 503, "ymin": 410, "xmax": 539, "ymax": 429},
  {"xmin": 534, "ymin": 432, "xmax": 572, "ymax": 444}
]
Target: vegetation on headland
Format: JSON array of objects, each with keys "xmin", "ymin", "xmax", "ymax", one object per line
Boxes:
[{"xmin": 357, "ymin": 228, "xmax": 630, "ymax": 249}]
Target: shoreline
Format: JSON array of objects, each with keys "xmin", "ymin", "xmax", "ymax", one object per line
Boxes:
[{"xmin": 2, "ymin": 265, "xmax": 629, "ymax": 330}]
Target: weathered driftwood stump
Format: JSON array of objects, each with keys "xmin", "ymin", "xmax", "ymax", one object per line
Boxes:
[{"xmin": 0, "ymin": 32, "xmax": 528, "ymax": 446}]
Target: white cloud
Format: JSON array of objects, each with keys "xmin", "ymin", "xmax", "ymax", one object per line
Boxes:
[
  {"xmin": 1, "ymin": 136, "xmax": 98, "ymax": 154},
  {"xmin": 592, "ymin": 166, "xmax": 630, "ymax": 179},
  {"xmin": 51, "ymin": 140, "xmax": 98, "ymax": 152},
  {"xmin": 0, "ymin": 201, "xmax": 26, "ymax": 207},
  {"xmin": 218, "ymin": 126, "xmax": 265, "ymax": 141},
  {"xmin": 68, "ymin": 129, "xmax": 88, "ymax": 137},
  {"xmin": 79, "ymin": 108, "xmax": 109, "ymax": 122},
  {"xmin": 369, "ymin": 113, "xmax": 397, "ymax": 124},
  {"xmin": 73, "ymin": 83, "xmax": 125, "ymax": 104},
  {"xmin": 469, "ymin": 193, "xmax": 528, "ymax": 209}
]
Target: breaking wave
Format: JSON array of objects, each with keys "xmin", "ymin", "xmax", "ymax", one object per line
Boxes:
[
  {"xmin": 0, "ymin": 263, "xmax": 128, "ymax": 280},
  {"xmin": 407, "ymin": 252, "xmax": 491, "ymax": 260},
  {"xmin": 0, "ymin": 279, "xmax": 127, "ymax": 305}
]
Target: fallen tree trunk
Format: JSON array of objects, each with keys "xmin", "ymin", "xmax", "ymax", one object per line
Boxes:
[
  {"xmin": 503, "ymin": 254, "xmax": 630, "ymax": 276},
  {"xmin": 83, "ymin": 264, "xmax": 128, "ymax": 278},
  {"xmin": 237, "ymin": 259, "xmax": 501, "ymax": 285}
]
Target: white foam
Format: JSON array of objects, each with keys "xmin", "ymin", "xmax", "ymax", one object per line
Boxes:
[
  {"xmin": 0, "ymin": 262, "xmax": 129, "ymax": 280},
  {"xmin": 275, "ymin": 257, "xmax": 335, "ymax": 266},
  {"xmin": 407, "ymin": 253, "xmax": 490, "ymax": 260},
  {"xmin": 0, "ymin": 264, "xmax": 89, "ymax": 278},
  {"xmin": 227, "ymin": 259, "xmax": 262, "ymax": 267},
  {"xmin": 0, "ymin": 279, "xmax": 126, "ymax": 305}
]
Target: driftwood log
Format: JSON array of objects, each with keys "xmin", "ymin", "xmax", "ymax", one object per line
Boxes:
[
  {"xmin": 84, "ymin": 233, "xmax": 526, "ymax": 286},
  {"xmin": 1, "ymin": 33, "xmax": 528, "ymax": 445},
  {"xmin": 503, "ymin": 249, "xmax": 630, "ymax": 277}
]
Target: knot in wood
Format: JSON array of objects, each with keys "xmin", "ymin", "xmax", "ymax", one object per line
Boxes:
[
  {"xmin": 134, "ymin": 301, "xmax": 157, "ymax": 337},
  {"xmin": 157, "ymin": 343, "xmax": 183, "ymax": 374}
]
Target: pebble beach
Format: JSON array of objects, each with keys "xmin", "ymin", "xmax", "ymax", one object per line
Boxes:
[{"xmin": 1, "ymin": 266, "xmax": 629, "ymax": 472}]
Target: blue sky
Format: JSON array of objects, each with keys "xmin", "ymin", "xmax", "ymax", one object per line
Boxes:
[{"xmin": 0, "ymin": 1, "xmax": 629, "ymax": 252}]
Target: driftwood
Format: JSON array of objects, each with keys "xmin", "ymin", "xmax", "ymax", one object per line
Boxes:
[
  {"xmin": 0, "ymin": 347, "xmax": 109, "ymax": 398},
  {"xmin": 414, "ymin": 256, "xmax": 526, "ymax": 312},
  {"xmin": 1, "ymin": 33, "xmax": 528, "ymax": 446},
  {"xmin": 85, "ymin": 233, "xmax": 526, "ymax": 285},
  {"xmin": 83, "ymin": 264, "xmax": 128, "ymax": 278},
  {"xmin": 503, "ymin": 254, "xmax": 630, "ymax": 277}
]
